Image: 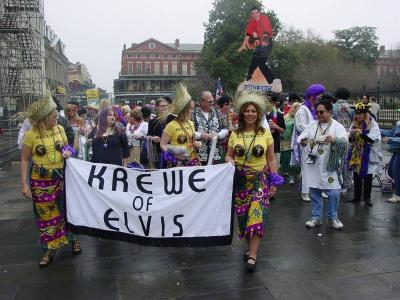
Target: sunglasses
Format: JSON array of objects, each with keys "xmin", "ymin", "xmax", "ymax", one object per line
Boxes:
[
  {"xmin": 316, "ymin": 110, "xmax": 327, "ymax": 115},
  {"xmin": 208, "ymin": 100, "xmax": 215, "ymax": 104}
]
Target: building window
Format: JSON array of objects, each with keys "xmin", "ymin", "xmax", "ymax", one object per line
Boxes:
[
  {"xmin": 136, "ymin": 62, "xmax": 142, "ymax": 74},
  {"xmin": 154, "ymin": 62, "xmax": 160, "ymax": 75},
  {"xmin": 190, "ymin": 63, "xmax": 196, "ymax": 75},
  {"xmin": 155, "ymin": 54, "xmax": 159, "ymax": 58},
  {"xmin": 127, "ymin": 53, "xmax": 133, "ymax": 58},
  {"xmin": 127, "ymin": 62, "xmax": 133, "ymax": 74},
  {"xmin": 182, "ymin": 62, "xmax": 187, "ymax": 75},
  {"xmin": 136, "ymin": 54, "xmax": 141, "ymax": 58},
  {"xmin": 163, "ymin": 62, "xmax": 169, "ymax": 74},
  {"xmin": 172, "ymin": 62, "xmax": 177, "ymax": 75},
  {"xmin": 145, "ymin": 62, "xmax": 151, "ymax": 74},
  {"xmin": 163, "ymin": 54, "xmax": 168, "ymax": 58},
  {"xmin": 172, "ymin": 54, "xmax": 177, "ymax": 58},
  {"xmin": 146, "ymin": 54, "xmax": 151, "ymax": 58},
  {"xmin": 149, "ymin": 42, "xmax": 155, "ymax": 49}
]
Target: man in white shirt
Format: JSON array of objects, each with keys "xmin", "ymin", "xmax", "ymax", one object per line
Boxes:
[
  {"xmin": 369, "ymin": 97, "xmax": 380, "ymax": 120},
  {"xmin": 298, "ymin": 100, "xmax": 348, "ymax": 229}
]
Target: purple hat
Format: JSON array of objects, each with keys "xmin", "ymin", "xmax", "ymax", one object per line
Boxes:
[{"xmin": 305, "ymin": 84, "xmax": 326, "ymax": 101}]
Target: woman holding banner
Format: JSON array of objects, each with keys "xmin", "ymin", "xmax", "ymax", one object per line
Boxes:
[
  {"xmin": 89, "ymin": 107, "xmax": 130, "ymax": 167},
  {"xmin": 160, "ymin": 84, "xmax": 201, "ymax": 167},
  {"xmin": 225, "ymin": 91, "xmax": 283, "ymax": 272},
  {"xmin": 20, "ymin": 94, "xmax": 81, "ymax": 268},
  {"xmin": 65, "ymin": 103, "xmax": 88, "ymax": 160}
]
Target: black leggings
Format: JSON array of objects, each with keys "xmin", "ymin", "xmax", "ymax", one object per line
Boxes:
[
  {"xmin": 353, "ymin": 173, "xmax": 373, "ymax": 201},
  {"xmin": 247, "ymin": 44, "xmax": 275, "ymax": 83}
]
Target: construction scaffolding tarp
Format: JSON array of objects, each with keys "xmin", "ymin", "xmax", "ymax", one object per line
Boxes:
[{"xmin": 0, "ymin": 0, "xmax": 45, "ymax": 115}]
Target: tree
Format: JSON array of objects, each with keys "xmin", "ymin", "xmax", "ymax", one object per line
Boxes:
[
  {"xmin": 269, "ymin": 27, "xmax": 325, "ymax": 92},
  {"xmin": 292, "ymin": 43, "xmax": 378, "ymax": 92},
  {"xmin": 198, "ymin": 0, "xmax": 281, "ymax": 92},
  {"xmin": 333, "ymin": 26, "xmax": 379, "ymax": 65}
]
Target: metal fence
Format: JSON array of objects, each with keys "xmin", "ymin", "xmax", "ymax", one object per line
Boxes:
[
  {"xmin": 0, "ymin": 126, "xmax": 19, "ymax": 168},
  {"xmin": 351, "ymin": 87, "xmax": 400, "ymax": 126}
]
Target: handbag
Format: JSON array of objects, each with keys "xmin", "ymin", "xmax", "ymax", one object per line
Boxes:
[
  {"xmin": 140, "ymin": 139, "xmax": 149, "ymax": 165},
  {"xmin": 233, "ymin": 133, "xmax": 257, "ymax": 191},
  {"xmin": 381, "ymin": 167, "xmax": 394, "ymax": 193}
]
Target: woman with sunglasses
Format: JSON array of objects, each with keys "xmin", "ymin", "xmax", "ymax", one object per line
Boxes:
[
  {"xmin": 346, "ymin": 103, "xmax": 381, "ymax": 207},
  {"xmin": 298, "ymin": 100, "xmax": 348, "ymax": 230},
  {"xmin": 217, "ymin": 95, "xmax": 236, "ymax": 163},
  {"xmin": 225, "ymin": 91, "xmax": 283, "ymax": 272},
  {"xmin": 20, "ymin": 94, "xmax": 81, "ymax": 268},
  {"xmin": 65, "ymin": 103, "xmax": 88, "ymax": 160}
]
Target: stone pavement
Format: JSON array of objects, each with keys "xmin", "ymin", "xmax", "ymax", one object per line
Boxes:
[{"xmin": 0, "ymin": 163, "xmax": 400, "ymax": 300}]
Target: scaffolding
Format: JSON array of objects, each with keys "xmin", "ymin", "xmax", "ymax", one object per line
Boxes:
[{"xmin": 0, "ymin": 0, "xmax": 45, "ymax": 115}]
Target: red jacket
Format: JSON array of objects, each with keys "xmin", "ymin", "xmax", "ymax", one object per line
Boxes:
[{"xmin": 245, "ymin": 14, "xmax": 273, "ymax": 42}]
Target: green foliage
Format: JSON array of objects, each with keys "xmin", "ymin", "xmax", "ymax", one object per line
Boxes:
[
  {"xmin": 198, "ymin": 0, "xmax": 281, "ymax": 92},
  {"xmin": 333, "ymin": 26, "xmax": 379, "ymax": 65},
  {"xmin": 199, "ymin": 5, "xmax": 381, "ymax": 94}
]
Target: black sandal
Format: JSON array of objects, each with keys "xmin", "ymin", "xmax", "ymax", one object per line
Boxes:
[
  {"xmin": 39, "ymin": 250, "xmax": 55, "ymax": 268},
  {"xmin": 246, "ymin": 257, "xmax": 257, "ymax": 272},
  {"xmin": 71, "ymin": 240, "xmax": 82, "ymax": 255}
]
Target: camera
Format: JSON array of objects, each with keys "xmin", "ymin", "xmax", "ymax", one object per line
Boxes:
[{"xmin": 306, "ymin": 154, "xmax": 317, "ymax": 165}]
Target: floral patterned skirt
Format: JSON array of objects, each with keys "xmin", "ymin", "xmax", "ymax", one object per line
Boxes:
[
  {"xmin": 30, "ymin": 163, "xmax": 73, "ymax": 251},
  {"xmin": 234, "ymin": 166, "xmax": 270, "ymax": 239}
]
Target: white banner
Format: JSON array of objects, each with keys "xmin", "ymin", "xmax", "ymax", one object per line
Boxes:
[{"xmin": 65, "ymin": 159, "xmax": 235, "ymax": 246}]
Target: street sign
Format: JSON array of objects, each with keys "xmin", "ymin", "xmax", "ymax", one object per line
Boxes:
[{"xmin": 85, "ymin": 89, "xmax": 99, "ymax": 99}]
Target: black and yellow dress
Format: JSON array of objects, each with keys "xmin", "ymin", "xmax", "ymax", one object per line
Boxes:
[
  {"xmin": 23, "ymin": 125, "xmax": 74, "ymax": 250},
  {"xmin": 229, "ymin": 129, "xmax": 274, "ymax": 239}
]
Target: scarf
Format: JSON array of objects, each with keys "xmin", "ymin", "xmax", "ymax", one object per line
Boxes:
[
  {"xmin": 271, "ymin": 108, "xmax": 278, "ymax": 124},
  {"xmin": 327, "ymin": 137, "xmax": 348, "ymax": 186},
  {"xmin": 346, "ymin": 121, "xmax": 371, "ymax": 177},
  {"xmin": 304, "ymin": 100, "xmax": 317, "ymax": 120}
]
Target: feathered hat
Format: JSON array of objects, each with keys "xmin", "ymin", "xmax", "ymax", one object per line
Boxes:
[
  {"xmin": 86, "ymin": 103, "xmax": 99, "ymax": 110},
  {"xmin": 350, "ymin": 102, "xmax": 371, "ymax": 113},
  {"xmin": 121, "ymin": 105, "xmax": 131, "ymax": 114},
  {"xmin": 171, "ymin": 83, "xmax": 192, "ymax": 115},
  {"xmin": 15, "ymin": 93, "xmax": 57, "ymax": 124},
  {"xmin": 233, "ymin": 90, "xmax": 270, "ymax": 114}
]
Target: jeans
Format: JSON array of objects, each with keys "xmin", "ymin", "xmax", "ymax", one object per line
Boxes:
[
  {"xmin": 309, "ymin": 188, "xmax": 340, "ymax": 221},
  {"xmin": 388, "ymin": 153, "xmax": 400, "ymax": 196}
]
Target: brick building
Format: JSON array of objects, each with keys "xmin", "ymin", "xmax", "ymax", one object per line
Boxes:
[
  {"xmin": 68, "ymin": 62, "xmax": 94, "ymax": 93},
  {"xmin": 376, "ymin": 45, "xmax": 400, "ymax": 79},
  {"xmin": 114, "ymin": 38, "xmax": 202, "ymax": 104}
]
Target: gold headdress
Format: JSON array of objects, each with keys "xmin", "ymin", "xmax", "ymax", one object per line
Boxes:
[
  {"xmin": 171, "ymin": 83, "xmax": 192, "ymax": 115},
  {"xmin": 233, "ymin": 90, "xmax": 271, "ymax": 114}
]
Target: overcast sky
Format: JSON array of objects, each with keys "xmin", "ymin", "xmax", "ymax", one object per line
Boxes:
[{"xmin": 44, "ymin": 0, "xmax": 400, "ymax": 93}]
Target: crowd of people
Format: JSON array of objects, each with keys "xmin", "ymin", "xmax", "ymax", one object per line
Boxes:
[{"xmin": 17, "ymin": 83, "xmax": 399, "ymax": 272}]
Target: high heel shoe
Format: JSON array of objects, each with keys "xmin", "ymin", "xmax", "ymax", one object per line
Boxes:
[{"xmin": 246, "ymin": 257, "xmax": 257, "ymax": 272}]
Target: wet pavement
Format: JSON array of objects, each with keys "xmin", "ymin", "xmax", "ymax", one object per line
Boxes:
[{"xmin": 1, "ymin": 162, "xmax": 400, "ymax": 300}]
